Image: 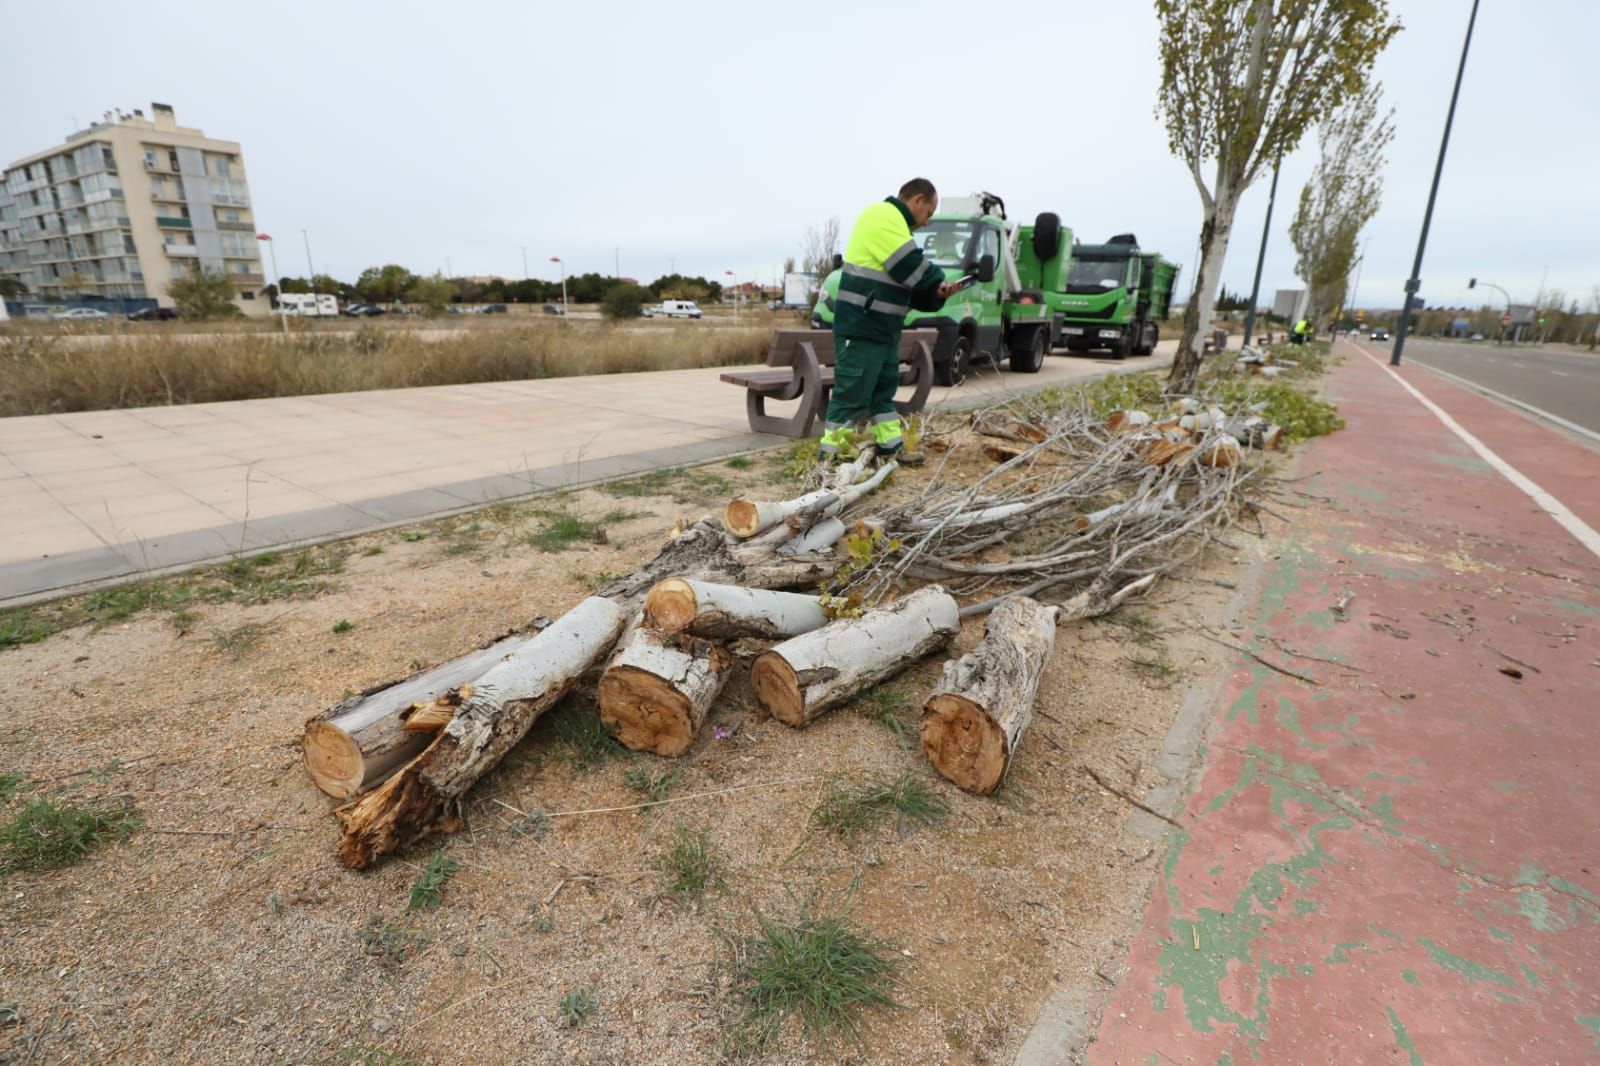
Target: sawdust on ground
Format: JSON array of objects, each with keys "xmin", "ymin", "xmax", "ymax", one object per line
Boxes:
[{"xmin": 0, "ymin": 436, "xmax": 1278, "ymax": 1065}]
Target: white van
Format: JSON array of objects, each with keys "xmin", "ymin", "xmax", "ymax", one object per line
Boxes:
[{"xmin": 657, "ymin": 300, "xmax": 702, "ymax": 319}]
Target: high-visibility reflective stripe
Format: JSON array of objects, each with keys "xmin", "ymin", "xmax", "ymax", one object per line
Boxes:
[
  {"xmin": 835, "ymin": 289, "xmax": 909, "ymax": 317},
  {"xmin": 873, "ymin": 420, "xmax": 904, "ymax": 446},
  {"xmin": 842, "ymin": 262, "xmax": 898, "ymax": 287},
  {"xmin": 882, "ymin": 239, "xmax": 917, "ymax": 271},
  {"xmin": 903, "ymin": 259, "xmax": 934, "ymax": 289},
  {"xmin": 870, "ymin": 412, "xmax": 899, "ymax": 425}
]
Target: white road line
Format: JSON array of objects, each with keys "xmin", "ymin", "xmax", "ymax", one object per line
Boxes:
[
  {"xmin": 1404, "ymin": 359, "xmax": 1600, "ymax": 447},
  {"xmin": 1353, "ymin": 343, "xmax": 1600, "ymax": 562}
]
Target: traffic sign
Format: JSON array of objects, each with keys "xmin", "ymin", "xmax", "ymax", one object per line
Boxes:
[{"xmin": 1501, "ymin": 312, "xmax": 1511, "ymax": 325}]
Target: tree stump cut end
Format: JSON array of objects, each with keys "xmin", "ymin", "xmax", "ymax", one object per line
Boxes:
[
  {"xmin": 920, "ymin": 693, "xmax": 1009, "ymax": 796},
  {"xmin": 643, "ymin": 578, "xmax": 698, "ymax": 634},
  {"xmin": 303, "ymin": 721, "xmax": 366, "ymax": 800},
  {"xmin": 751, "ymin": 652, "xmax": 805, "ymax": 726},
  {"xmin": 598, "ymin": 666, "xmax": 699, "ymax": 757},
  {"xmin": 723, "ymin": 499, "xmax": 762, "ymax": 539}
]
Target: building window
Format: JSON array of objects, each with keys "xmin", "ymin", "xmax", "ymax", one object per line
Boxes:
[
  {"xmin": 123, "ymin": 234, "xmax": 135, "ymax": 253},
  {"xmin": 224, "ymin": 209, "xmax": 240, "ymax": 222},
  {"xmin": 168, "ymin": 150, "xmax": 179, "ymax": 171},
  {"xmin": 213, "ymin": 156, "xmax": 231, "ymax": 178},
  {"xmin": 240, "ymin": 290, "xmax": 254, "ymax": 300},
  {"xmin": 145, "ymin": 148, "xmax": 157, "ymax": 168}
]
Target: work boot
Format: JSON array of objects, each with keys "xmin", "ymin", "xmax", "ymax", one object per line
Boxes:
[{"xmin": 875, "ymin": 446, "xmax": 925, "ymax": 468}]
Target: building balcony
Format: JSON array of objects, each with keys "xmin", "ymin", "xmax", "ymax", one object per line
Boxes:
[
  {"xmin": 155, "ymin": 216, "xmax": 192, "ymax": 229},
  {"xmin": 150, "ymin": 191, "xmax": 187, "ymax": 203},
  {"xmin": 230, "ymin": 272, "xmax": 265, "ymax": 285},
  {"xmin": 165, "ymin": 245, "xmax": 199, "ymax": 257},
  {"xmin": 216, "ymin": 220, "xmax": 254, "ymax": 232}
]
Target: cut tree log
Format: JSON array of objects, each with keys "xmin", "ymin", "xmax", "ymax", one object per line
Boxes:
[
  {"xmin": 777, "ymin": 517, "xmax": 847, "ymax": 557},
  {"xmin": 1201, "ymin": 435, "xmax": 1242, "ymax": 468},
  {"xmin": 598, "ymin": 628, "xmax": 731, "ymax": 756},
  {"xmin": 302, "ymin": 631, "xmax": 538, "ymax": 799},
  {"xmin": 645, "ymin": 578, "xmax": 829, "ymax": 640},
  {"xmin": 594, "ymin": 519, "xmax": 831, "ymax": 606},
  {"xmin": 752, "ymin": 585, "xmax": 960, "ymax": 727},
  {"xmin": 970, "ymin": 409, "xmax": 1047, "ymax": 442},
  {"xmin": 1106, "ymin": 409, "xmax": 1153, "ymax": 433},
  {"xmin": 921, "ymin": 595, "xmax": 1059, "ymax": 795},
  {"xmin": 723, "ymin": 462, "xmax": 895, "ymax": 540},
  {"xmin": 335, "ymin": 596, "xmax": 626, "ymax": 868}
]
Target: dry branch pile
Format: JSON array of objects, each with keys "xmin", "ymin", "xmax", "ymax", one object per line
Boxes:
[{"xmin": 302, "ymin": 388, "xmax": 1282, "ymax": 864}]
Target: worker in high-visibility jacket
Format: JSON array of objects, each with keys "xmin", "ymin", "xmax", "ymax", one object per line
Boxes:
[
  {"xmin": 823, "ymin": 177, "xmax": 958, "ymax": 465},
  {"xmin": 1292, "ymin": 318, "xmax": 1312, "ymax": 345}
]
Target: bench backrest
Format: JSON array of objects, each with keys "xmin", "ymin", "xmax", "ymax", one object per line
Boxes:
[{"xmin": 768, "ymin": 329, "xmax": 937, "ymax": 369}]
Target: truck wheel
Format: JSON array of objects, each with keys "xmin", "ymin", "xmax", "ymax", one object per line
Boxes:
[
  {"xmin": 1142, "ymin": 323, "xmax": 1159, "ymax": 355},
  {"xmin": 1008, "ymin": 327, "xmax": 1046, "ymax": 374},
  {"xmin": 1031, "ymin": 213, "xmax": 1061, "ymax": 261},
  {"xmin": 935, "ymin": 333, "xmax": 973, "ymax": 387},
  {"xmin": 1114, "ymin": 332, "xmax": 1134, "ymax": 360}
]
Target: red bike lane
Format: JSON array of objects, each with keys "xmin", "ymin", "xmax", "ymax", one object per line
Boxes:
[{"xmin": 1083, "ymin": 340, "xmax": 1600, "ymax": 1064}]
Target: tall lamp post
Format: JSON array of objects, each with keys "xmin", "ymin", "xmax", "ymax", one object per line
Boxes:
[
  {"xmin": 1241, "ymin": 155, "xmax": 1281, "ymax": 348},
  {"xmin": 549, "ymin": 256, "xmax": 567, "ymax": 315},
  {"xmin": 256, "ymin": 232, "xmax": 287, "ymax": 334},
  {"xmin": 725, "ymin": 270, "xmax": 738, "ymax": 323},
  {"xmin": 1391, "ymin": 0, "xmax": 1480, "ymax": 366},
  {"xmin": 1469, "ymin": 278, "xmax": 1513, "ymax": 345}
]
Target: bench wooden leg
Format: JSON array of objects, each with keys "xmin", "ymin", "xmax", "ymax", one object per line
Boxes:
[
  {"xmin": 746, "ymin": 387, "xmax": 817, "ymax": 437},
  {"xmin": 893, "ymin": 339, "xmax": 935, "ymax": 420}
]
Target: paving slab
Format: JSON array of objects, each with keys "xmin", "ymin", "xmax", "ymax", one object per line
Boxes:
[{"xmin": 0, "ymin": 346, "xmax": 1181, "ymax": 605}]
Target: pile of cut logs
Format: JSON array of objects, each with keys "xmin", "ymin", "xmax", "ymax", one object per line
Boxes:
[
  {"xmin": 304, "ymin": 394, "xmax": 1277, "ymax": 868},
  {"xmin": 1232, "ymin": 345, "xmax": 1300, "ymax": 378}
]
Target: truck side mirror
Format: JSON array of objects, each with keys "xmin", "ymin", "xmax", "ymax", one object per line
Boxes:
[{"xmin": 975, "ymin": 254, "xmax": 996, "ymax": 284}]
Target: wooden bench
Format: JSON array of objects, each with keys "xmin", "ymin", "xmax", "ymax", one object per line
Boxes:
[{"xmin": 720, "ymin": 328, "xmax": 937, "ymax": 437}]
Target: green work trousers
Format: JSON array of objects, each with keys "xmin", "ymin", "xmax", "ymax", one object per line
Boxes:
[{"xmin": 823, "ymin": 335, "xmax": 901, "ymax": 436}]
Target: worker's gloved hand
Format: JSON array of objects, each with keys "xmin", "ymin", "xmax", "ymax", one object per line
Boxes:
[{"xmin": 937, "ymin": 282, "xmax": 959, "ymax": 300}]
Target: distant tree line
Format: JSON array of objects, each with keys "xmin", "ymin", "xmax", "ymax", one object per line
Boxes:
[{"xmin": 263, "ymin": 267, "xmax": 725, "ymax": 309}]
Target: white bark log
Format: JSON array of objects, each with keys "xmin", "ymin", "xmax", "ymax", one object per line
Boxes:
[
  {"xmin": 777, "ymin": 517, "xmax": 847, "ymax": 557},
  {"xmin": 643, "ymin": 578, "xmax": 829, "ymax": 640},
  {"xmin": 912, "ymin": 500, "xmax": 1033, "ymax": 533},
  {"xmin": 1106, "ymin": 410, "xmax": 1153, "ymax": 434},
  {"xmin": 724, "ymin": 461, "xmax": 895, "ymax": 539},
  {"xmin": 335, "ymin": 596, "xmax": 626, "ymax": 868},
  {"xmin": 598, "ymin": 629, "xmax": 731, "ymax": 756},
  {"xmin": 828, "ymin": 450, "xmax": 875, "ymax": 492},
  {"xmin": 752, "ymin": 585, "xmax": 960, "ymax": 727},
  {"xmin": 921, "ymin": 596, "xmax": 1059, "ymax": 795},
  {"xmin": 303, "ymin": 632, "xmax": 538, "ymax": 799}
]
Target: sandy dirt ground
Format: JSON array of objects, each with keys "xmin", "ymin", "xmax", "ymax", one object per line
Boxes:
[{"xmin": 0, "ymin": 432, "xmax": 1278, "ymax": 1065}]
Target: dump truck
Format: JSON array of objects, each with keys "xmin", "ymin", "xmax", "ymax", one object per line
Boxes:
[
  {"xmin": 812, "ymin": 192, "xmax": 1067, "ymax": 386},
  {"xmin": 1055, "ymin": 235, "xmax": 1178, "ymax": 358}
]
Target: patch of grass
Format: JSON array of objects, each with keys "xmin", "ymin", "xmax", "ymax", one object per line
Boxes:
[
  {"xmin": 660, "ymin": 823, "xmax": 722, "ymax": 904},
  {"xmin": 408, "ymin": 849, "xmax": 460, "ymax": 910},
  {"xmin": 210, "ymin": 620, "xmax": 276, "ymax": 660},
  {"xmin": 606, "ymin": 465, "xmax": 733, "ymax": 500},
  {"xmin": 332, "ymin": 619, "xmax": 355, "ymax": 634},
  {"xmin": 726, "ymin": 903, "xmax": 901, "ymax": 1052},
  {"xmin": 811, "ymin": 774, "xmax": 949, "ymax": 840},
  {"xmin": 399, "ymin": 530, "xmax": 427, "ymax": 542},
  {"xmin": 359, "ymin": 915, "xmax": 428, "ymax": 964},
  {"xmin": 1125, "ymin": 653, "xmax": 1179, "ymax": 681},
  {"xmin": 0, "ymin": 797, "xmax": 143, "ymax": 872},
  {"xmin": 548, "ymin": 702, "xmax": 625, "ymax": 769},
  {"xmin": 361, "ymin": 544, "xmax": 385, "ymax": 556},
  {"xmin": 724, "ymin": 455, "xmax": 753, "ymax": 470},
  {"xmin": 0, "ymin": 772, "xmax": 27, "ymax": 804},
  {"xmin": 1199, "ymin": 378, "xmax": 1345, "ymax": 441},
  {"xmin": 345, "ymin": 1047, "xmax": 422, "ymax": 1066},
  {"xmin": 1038, "ymin": 370, "xmax": 1166, "ymax": 419},
  {"xmin": 528, "ymin": 513, "xmax": 604, "ymax": 552},
  {"xmin": 0, "ymin": 607, "xmax": 54, "ymax": 649},
  {"xmin": 558, "ymin": 987, "xmax": 599, "ymax": 1028},
  {"xmin": 625, "ymin": 766, "xmax": 679, "ymax": 805},
  {"xmin": 854, "ymin": 686, "xmax": 912, "ymax": 738}
]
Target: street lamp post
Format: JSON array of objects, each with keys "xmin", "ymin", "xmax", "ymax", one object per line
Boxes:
[
  {"xmin": 1469, "ymin": 278, "xmax": 1513, "ymax": 345},
  {"xmin": 1347, "ymin": 238, "xmax": 1371, "ymax": 330},
  {"xmin": 301, "ymin": 228, "xmax": 317, "ymax": 313},
  {"xmin": 725, "ymin": 270, "xmax": 737, "ymax": 323},
  {"xmin": 1391, "ymin": 0, "xmax": 1480, "ymax": 366},
  {"xmin": 1242, "ymin": 154, "xmax": 1281, "ymax": 348},
  {"xmin": 256, "ymin": 232, "xmax": 287, "ymax": 334},
  {"xmin": 549, "ymin": 256, "xmax": 567, "ymax": 315}
]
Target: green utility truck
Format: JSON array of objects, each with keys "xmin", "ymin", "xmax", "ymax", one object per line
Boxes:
[
  {"xmin": 1054, "ymin": 235, "xmax": 1178, "ymax": 358},
  {"xmin": 812, "ymin": 192, "xmax": 1067, "ymax": 386}
]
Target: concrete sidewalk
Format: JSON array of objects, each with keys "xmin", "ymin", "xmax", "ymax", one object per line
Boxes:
[
  {"xmin": 1056, "ymin": 339, "xmax": 1600, "ymax": 1063},
  {"xmin": 0, "ymin": 345, "xmax": 1178, "ymax": 605}
]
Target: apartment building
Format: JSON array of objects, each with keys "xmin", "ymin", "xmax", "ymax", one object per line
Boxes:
[{"xmin": 0, "ymin": 103, "xmax": 267, "ymax": 314}]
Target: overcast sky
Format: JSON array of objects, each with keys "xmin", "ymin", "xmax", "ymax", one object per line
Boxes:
[{"xmin": 3, "ymin": 0, "xmax": 1593, "ymax": 311}]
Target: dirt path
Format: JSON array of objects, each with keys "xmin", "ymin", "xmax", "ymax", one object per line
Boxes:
[{"xmin": 0, "ymin": 439, "xmax": 1276, "ymax": 1065}]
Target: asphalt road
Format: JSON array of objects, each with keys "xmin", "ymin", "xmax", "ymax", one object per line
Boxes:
[{"xmin": 1361, "ymin": 337, "xmax": 1600, "ymax": 437}]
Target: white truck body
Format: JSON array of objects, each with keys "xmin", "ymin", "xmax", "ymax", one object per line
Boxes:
[
  {"xmin": 656, "ymin": 300, "xmax": 702, "ymax": 318},
  {"xmin": 280, "ymin": 292, "xmax": 339, "ymax": 317},
  {"xmin": 781, "ymin": 272, "xmax": 816, "ymax": 309}
]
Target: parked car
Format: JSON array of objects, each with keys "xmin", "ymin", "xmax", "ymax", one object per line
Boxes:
[
  {"xmin": 543, "ymin": 303, "xmax": 566, "ymax": 316},
  {"xmin": 342, "ymin": 303, "xmax": 387, "ymax": 317},
  {"xmin": 1469, "ymin": 332, "xmax": 1484, "ymax": 341},
  {"xmin": 127, "ymin": 306, "xmax": 179, "ymax": 322},
  {"xmin": 51, "ymin": 307, "xmax": 110, "ymax": 321},
  {"xmin": 482, "ymin": 304, "xmax": 508, "ymax": 314},
  {"xmin": 1370, "ymin": 327, "xmax": 1390, "ymax": 341}
]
